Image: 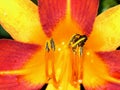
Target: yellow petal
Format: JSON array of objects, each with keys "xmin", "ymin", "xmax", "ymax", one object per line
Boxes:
[
  {"xmin": 0, "ymin": 0, "xmax": 47, "ymax": 44},
  {"xmin": 86, "ymin": 5, "xmax": 120, "ymax": 51}
]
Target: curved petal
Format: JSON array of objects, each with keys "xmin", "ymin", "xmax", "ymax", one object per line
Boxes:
[
  {"xmin": 0, "ymin": 39, "xmax": 39, "ymax": 70},
  {"xmin": 0, "ymin": 0, "xmax": 47, "ymax": 45},
  {"xmin": 0, "ymin": 39, "xmax": 45, "ymax": 89},
  {"xmin": 22, "ymin": 46, "xmax": 47, "ymax": 87},
  {"xmin": 86, "ymin": 5, "xmax": 120, "ymax": 51},
  {"xmin": 83, "ymin": 50, "xmax": 120, "ymax": 90},
  {"xmin": 96, "ymin": 50, "xmax": 120, "ymax": 80},
  {"xmin": 71, "ymin": 0, "xmax": 99, "ymax": 36}
]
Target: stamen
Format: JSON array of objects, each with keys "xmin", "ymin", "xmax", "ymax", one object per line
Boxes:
[
  {"xmin": 45, "ymin": 49, "xmax": 50, "ymax": 79},
  {"xmin": 71, "ymin": 37, "xmax": 86, "ymax": 48},
  {"xmin": 69, "ymin": 34, "xmax": 87, "ymax": 55},
  {"xmin": 70, "ymin": 47, "xmax": 83, "ymax": 87},
  {"xmin": 70, "ymin": 49, "xmax": 79, "ymax": 84},
  {"xmin": 44, "ymin": 34, "xmax": 87, "ymax": 88},
  {"xmin": 69, "ymin": 34, "xmax": 87, "ymax": 86},
  {"xmin": 45, "ymin": 42, "xmax": 50, "ymax": 52},
  {"xmin": 80, "ymin": 47, "xmax": 83, "ymax": 56},
  {"xmin": 50, "ymin": 38, "xmax": 55, "ymax": 51},
  {"xmin": 45, "ymin": 38, "xmax": 58, "ymax": 87}
]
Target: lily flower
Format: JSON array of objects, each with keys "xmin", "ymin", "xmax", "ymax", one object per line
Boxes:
[{"xmin": 0, "ymin": 0, "xmax": 120, "ymax": 90}]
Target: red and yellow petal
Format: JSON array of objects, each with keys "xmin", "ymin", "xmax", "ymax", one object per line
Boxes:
[
  {"xmin": 86, "ymin": 5, "xmax": 120, "ymax": 51},
  {"xmin": 22, "ymin": 46, "xmax": 47, "ymax": 87},
  {"xmin": 0, "ymin": 39, "xmax": 45, "ymax": 89},
  {"xmin": 0, "ymin": 0, "xmax": 47, "ymax": 45},
  {"xmin": 38, "ymin": 0, "xmax": 99, "ymax": 44},
  {"xmin": 38, "ymin": 0, "xmax": 67, "ymax": 37},
  {"xmin": 96, "ymin": 50, "xmax": 120, "ymax": 80},
  {"xmin": 38, "ymin": 0, "xmax": 78, "ymax": 46},
  {"xmin": 0, "ymin": 39, "xmax": 39, "ymax": 71},
  {"xmin": 71, "ymin": 0, "xmax": 99, "ymax": 36},
  {"xmin": 83, "ymin": 50, "xmax": 120, "ymax": 89}
]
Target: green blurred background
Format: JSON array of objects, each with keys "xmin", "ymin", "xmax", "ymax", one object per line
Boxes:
[{"xmin": 0, "ymin": 0, "xmax": 120, "ymax": 39}]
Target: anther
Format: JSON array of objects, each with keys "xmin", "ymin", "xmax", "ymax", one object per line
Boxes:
[
  {"xmin": 50, "ymin": 38, "xmax": 55, "ymax": 51},
  {"xmin": 80, "ymin": 47, "xmax": 83, "ymax": 56},
  {"xmin": 69, "ymin": 34, "xmax": 87, "ymax": 55},
  {"xmin": 69, "ymin": 34, "xmax": 87, "ymax": 86},
  {"xmin": 45, "ymin": 42, "xmax": 50, "ymax": 52},
  {"xmin": 45, "ymin": 38, "xmax": 58, "ymax": 87},
  {"xmin": 45, "ymin": 38, "xmax": 56, "ymax": 52}
]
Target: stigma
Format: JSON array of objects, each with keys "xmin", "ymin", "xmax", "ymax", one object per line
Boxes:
[{"xmin": 45, "ymin": 34, "xmax": 87, "ymax": 88}]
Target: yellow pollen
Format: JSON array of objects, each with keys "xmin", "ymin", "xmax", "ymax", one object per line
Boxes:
[
  {"xmin": 86, "ymin": 51, "xmax": 90, "ymax": 56},
  {"xmin": 78, "ymin": 79, "xmax": 83, "ymax": 83},
  {"xmin": 58, "ymin": 48, "xmax": 61, "ymax": 51},
  {"xmin": 61, "ymin": 42, "xmax": 65, "ymax": 45}
]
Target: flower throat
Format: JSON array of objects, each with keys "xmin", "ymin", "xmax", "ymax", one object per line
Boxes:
[{"xmin": 45, "ymin": 34, "xmax": 87, "ymax": 88}]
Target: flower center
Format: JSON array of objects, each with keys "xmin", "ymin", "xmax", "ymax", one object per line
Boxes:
[{"xmin": 45, "ymin": 34, "xmax": 87, "ymax": 88}]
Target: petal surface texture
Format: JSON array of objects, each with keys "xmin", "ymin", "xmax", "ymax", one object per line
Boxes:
[
  {"xmin": 0, "ymin": 39, "xmax": 39, "ymax": 71},
  {"xmin": 0, "ymin": 39, "xmax": 44, "ymax": 89},
  {"xmin": 71, "ymin": 0, "xmax": 99, "ymax": 36},
  {"xmin": 97, "ymin": 51, "xmax": 120, "ymax": 80},
  {"xmin": 83, "ymin": 50, "xmax": 120, "ymax": 90},
  {"xmin": 38, "ymin": 0, "xmax": 67, "ymax": 37},
  {"xmin": 86, "ymin": 5, "xmax": 120, "ymax": 51},
  {"xmin": 0, "ymin": 0, "xmax": 47, "ymax": 44}
]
